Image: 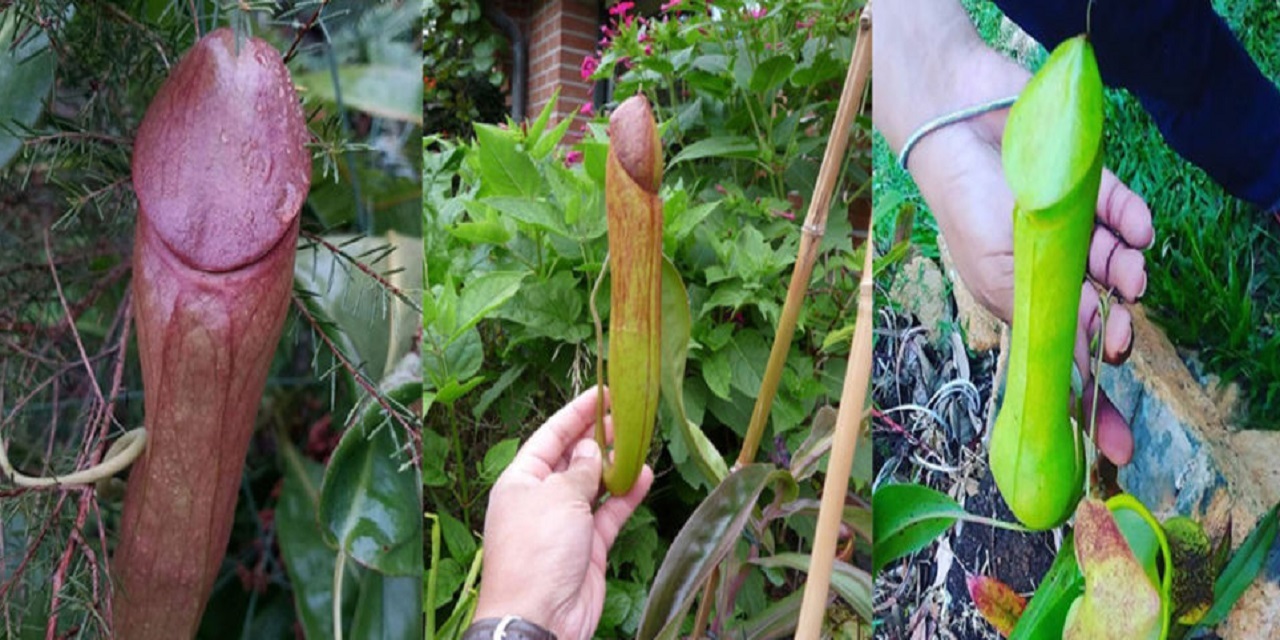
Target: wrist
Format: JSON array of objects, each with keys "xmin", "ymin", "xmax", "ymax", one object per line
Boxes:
[
  {"xmin": 463, "ymin": 616, "xmax": 558, "ymax": 640},
  {"xmin": 474, "ymin": 594, "xmax": 557, "ymax": 638}
]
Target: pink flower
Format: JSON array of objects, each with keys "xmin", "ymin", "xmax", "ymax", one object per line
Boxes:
[
  {"xmin": 579, "ymin": 102, "xmax": 594, "ymax": 116},
  {"xmin": 644, "ymin": 44, "xmax": 653, "ymax": 56},
  {"xmin": 660, "ymin": 0, "xmax": 681, "ymax": 10},
  {"xmin": 564, "ymin": 150, "xmax": 584, "ymax": 167},
  {"xmin": 609, "ymin": 1, "xmax": 634, "ymax": 17},
  {"xmin": 773, "ymin": 209, "xmax": 796, "ymax": 221},
  {"xmin": 747, "ymin": 6, "xmax": 766, "ymax": 19},
  {"xmin": 580, "ymin": 55, "xmax": 599, "ymax": 81},
  {"xmin": 796, "ymin": 18, "xmax": 815, "ymax": 29}
]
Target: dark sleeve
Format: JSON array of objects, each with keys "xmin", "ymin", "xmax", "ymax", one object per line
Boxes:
[{"xmin": 992, "ymin": 0, "xmax": 1280, "ymax": 213}]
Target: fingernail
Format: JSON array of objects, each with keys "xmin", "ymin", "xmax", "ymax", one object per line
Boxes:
[{"xmin": 574, "ymin": 439, "xmax": 600, "ymax": 461}]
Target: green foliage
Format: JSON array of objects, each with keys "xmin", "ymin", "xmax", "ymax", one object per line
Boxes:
[
  {"xmin": 423, "ymin": 0, "xmax": 508, "ymax": 137},
  {"xmin": 422, "ymin": 0, "xmax": 868, "ymax": 633}
]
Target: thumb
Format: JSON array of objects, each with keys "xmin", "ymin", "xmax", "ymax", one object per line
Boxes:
[{"xmin": 560, "ymin": 438, "xmax": 603, "ymax": 502}]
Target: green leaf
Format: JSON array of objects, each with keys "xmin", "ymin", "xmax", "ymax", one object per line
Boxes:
[
  {"xmin": 749, "ymin": 55, "xmax": 796, "ymax": 93},
  {"xmin": 349, "ymin": 572, "xmax": 423, "ymax": 640},
  {"xmin": 751, "ymin": 553, "xmax": 872, "ymax": 621},
  {"xmin": 872, "ymin": 483, "xmax": 964, "ymax": 573},
  {"xmin": 277, "ymin": 443, "xmax": 353, "ymax": 640},
  {"xmin": 454, "ymin": 271, "xmax": 529, "ymax": 342},
  {"xmin": 474, "ymin": 123, "xmax": 542, "ymax": 198},
  {"xmin": 438, "ymin": 511, "xmax": 478, "ymax": 566},
  {"xmin": 669, "ymin": 136, "xmax": 759, "ymax": 166},
  {"xmin": 1010, "ymin": 534, "xmax": 1083, "ymax": 640},
  {"xmin": 638, "ymin": 464, "xmax": 780, "ymax": 640},
  {"xmin": 731, "ymin": 590, "xmax": 803, "ymax": 640},
  {"xmin": 320, "ymin": 381, "xmax": 423, "ymax": 576},
  {"xmin": 701, "ymin": 348, "xmax": 732, "ymax": 400},
  {"xmin": 531, "ymin": 109, "xmax": 577, "ymax": 160},
  {"xmin": 789, "ymin": 405, "xmax": 838, "ymax": 482},
  {"xmin": 1198, "ymin": 503, "xmax": 1280, "ymax": 627},
  {"xmin": 296, "ymin": 65, "xmax": 423, "ymax": 125},
  {"xmin": 526, "ymin": 88, "xmax": 559, "ymax": 146},
  {"xmin": 0, "ymin": 13, "xmax": 55, "ymax": 169},
  {"xmin": 484, "ymin": 196, "xmax": 571, "ymax": 237},
  {"xmin": 659, "ymin": 256, "xmax": 728, "ymax": 487},
  {"xmin": 480, "ymin": 438, "xmax": 520, "ymax": 484}
]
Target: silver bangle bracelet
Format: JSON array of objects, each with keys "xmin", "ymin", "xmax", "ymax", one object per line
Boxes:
[{"xmin": 897, "ymin": 95, "xmax": 1019, "ymax": 171}]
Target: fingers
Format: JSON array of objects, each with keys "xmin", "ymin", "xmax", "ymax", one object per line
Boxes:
[
  {"xmin": 1082, "ymin": 386, "xmax": 1134, "ymax": 466},
  {"xmin": 1088, "ymin": 225, "xmax": 1147, "ymax": 303},
  {"xmin": 1077, "ymin": 284, "xmax": 1134, "ymax": 366},
  {"xmin": 593, "ymin": 464, "xmax": 654, "ymax": 550},
  {"xmin": 558, "ymin": 439, "xmax": 605, "ymax": 504},
  {"xmin": 1096, "ymin": 170, "xmax": 1154, "ymax": 250},
  {"xmin": 509, "ymin": 387, "xmax": 608, "ymax": 480}
]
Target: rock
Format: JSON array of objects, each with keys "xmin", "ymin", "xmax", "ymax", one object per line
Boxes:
[
  {"xmin": 1097, "ymin": 305, "xmax": 1280, "ymax": 639},
  {"xmin": 938, "ymin": 234, "xmax": 1003, "ymax": 352},
  {"xmin": 889, "ymin": 254, "xmax": 949, "ymax": 345}
]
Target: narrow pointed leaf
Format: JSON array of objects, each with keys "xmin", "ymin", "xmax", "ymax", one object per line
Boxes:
[
  {"xmin": 1198, "ymin": 503, "xmax": 1280, "ymax": 628},
  {"xmin": 1010, "ymin": 535, "xmax": 1083, "ymax": 640},
  {"xmin": 659, "ymin": 255, "xmax": 727, "ymax": 486},
  {"xmin": 638, "ymin": 464, "xmax": 777, "ymax": 639}
]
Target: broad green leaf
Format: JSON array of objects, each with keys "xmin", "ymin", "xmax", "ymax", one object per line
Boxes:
[
  {"xmin": 638, "ymin": 464, "xmax": 779, "ymax": 640},
  {"xmin": 454, "ymin": 270, "xmax": 528, "ymax": 342},
  {"xmin": 438, "ymin": 511, "xmax": 478, "ymax": 566},
  {"xmin": 277, "ymin": 443, "xmax": 355, "ymax": 639},
  {"xmin": 484, "ymin": 196, "xmax": 571, "ymax": 237},
  {"xmin": 349, "ymin": 572, "xmax": 423, "ymax": 640},
  {"xmin": 872, "ymin": 483, "xmax": 963, "ymax": 573},
  {"xmin": 295, "ymin": 233, "xmax": 423, "ymax": 382},
  {"xmin": 1010, "ymin": 534, "xmax": 1083, "ymax": 640},
  {"xmin": 474, "ymin": 123, "xmax": 541, "ymax": 198},
  {"xmin": 659, "ymin": 256, "xmax": 728, "ymax": 487},
  {"xmin": 319, "ymin": 380, "xmax": 423, "ymax": 576},
  {"xmin": 749, "ymin": 56, "xmax": 795, "ymax": 94},
  {"xmin": 1198, "ymin": 503, "xmax": 1280, "ymax": 628},
  {"xmin": 479, "ymin": 438, "xmax": 520, "ymax": 484},
  {"xmin": 669, "ymin": 136, "xmax": 758, "ymax": 166},
  {"xmin": 0, "ymin": 13, "xmax": 55, "ymax": 169},
  {"xmin": 296, "ymin": 65, "xmax": 423, "ymax": 125},
  {"xmin": 751, "ymin": 553, "xmax": 872, "ymax": 622}
]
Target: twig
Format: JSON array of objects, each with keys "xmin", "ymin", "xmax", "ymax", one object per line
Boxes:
[
  {"xmin": 299, "ymin": 230, "xmax": 422, "ymax": 313},
  {"xmin": 737, "ymin": 0, "xmax": 873, "ymax": 467},
  {"xmin": 796, "ymin": 6, "xmax": 873, "ymax": 637},
  {"xmin": 282, "ymin": 0, "xmax": 331, "ymax": 64},
  {"xmin": 292, "ymin": 296, "xmax": 420, "ymax": 463}
]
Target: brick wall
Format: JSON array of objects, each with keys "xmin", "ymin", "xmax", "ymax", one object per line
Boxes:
[{"xmin": 497, "ymin": 0, "xmax": 601, "ymax": 141}]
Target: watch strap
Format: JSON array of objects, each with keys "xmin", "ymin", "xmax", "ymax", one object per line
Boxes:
[{"xmin": 462, "ymin": 616, "xmax": 558, "ymax": 640}]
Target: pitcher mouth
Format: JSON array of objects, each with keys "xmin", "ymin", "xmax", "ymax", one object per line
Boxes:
[{"xmin": 139, "ymin": 211, "xmax": 299, "ymax": 276}]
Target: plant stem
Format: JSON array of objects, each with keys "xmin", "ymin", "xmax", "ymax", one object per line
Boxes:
[
  {"xmin": 796, "ymin": 222, "xmax": 874, "ymax": 637},
  {"xmin": 736, "ymin": 3, "xmax": 872, "ymax": 468},
  {"xmin": 333, "ymin": 549, "xmax": 345, "ymax": 640},
  {"xmin": 448, "ymin": 403, "xmax": 471, "ymax": 527}
]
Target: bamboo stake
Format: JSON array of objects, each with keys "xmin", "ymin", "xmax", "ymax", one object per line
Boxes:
[
  {"xmin": 736, "ymin": 4, "xmax": 874, "ymax": 467},
  {"xmin": 795, "ymin": 219, "xmax": 874, "ymax": 639}
]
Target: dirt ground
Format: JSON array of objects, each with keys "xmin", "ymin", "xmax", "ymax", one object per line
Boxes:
[{"xmin": 871, "ymin": 300, "xmax": 1061, "ymax": 640}]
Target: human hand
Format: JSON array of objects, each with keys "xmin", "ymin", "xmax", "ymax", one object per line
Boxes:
[
  {"xmin": 474, "ymin": 388, "xmax": 653, "ymax": 640},
  {"xmin": 875, "ymin": 2, "xmax": 1152, "ymax": 465}
]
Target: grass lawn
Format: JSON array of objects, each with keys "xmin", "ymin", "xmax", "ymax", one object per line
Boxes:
[{"xmin": 874, "ymin": 0, "xmax": 1280, "ymax": 428}]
